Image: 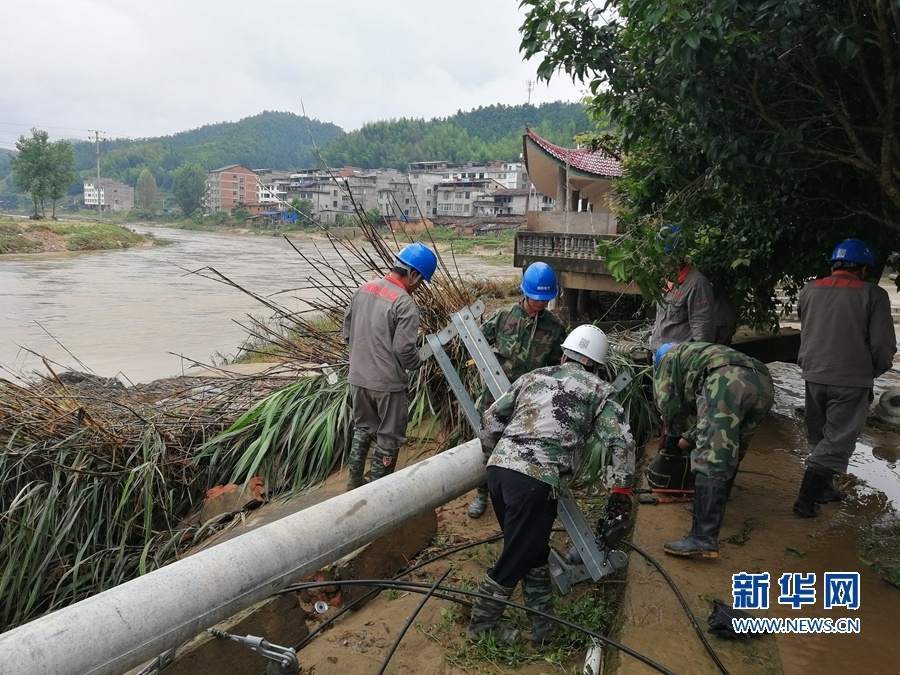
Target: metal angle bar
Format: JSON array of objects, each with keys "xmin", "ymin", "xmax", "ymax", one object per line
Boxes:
[
  {"xmin": 451, "ymin": 308, "xmax": 510, "ymax": 401},
  {"xmin": 557, "ymin": 492, "xmax": 614, "ymax": 581},
  {"xmin": 425, "ymin": 333, "xmax": 481, "ymax": 435},
  {"xmin": 418, "ymin": 300, "xmax": 484, "ymax": 361}
]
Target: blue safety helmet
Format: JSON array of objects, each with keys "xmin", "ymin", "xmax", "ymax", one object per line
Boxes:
[
  {"xmin": 521, "ymin": 261, "xmax": 558, "ymax": 301},
  {"xmin": 830, "ymin": 239, "xmax": 876, "ymax": 268},
  {"xmin": 657, "ymin": 224, "xmax": 683, "ymax": 255},
  {"xmin": 395, "ymin": 242, "xmax": 438, "ymax": 282},
  {"xmin": 654, "ymin": 342, "xmax": 679, "ymax": 368}
]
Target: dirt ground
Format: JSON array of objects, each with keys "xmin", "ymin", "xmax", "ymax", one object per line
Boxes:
[
  {"xmin": 615, "ymin": 415, "xmax": 900, "ymax": 675},
  {"xmin": 292, "ymin": 408, "xmax": 899, "ymax": 675},
  {"xmin": 295, "ymin": 441, "xmax": 613, "ymax": 675}
]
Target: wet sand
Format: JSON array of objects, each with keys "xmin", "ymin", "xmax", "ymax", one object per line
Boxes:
[{"xmin": 616, "ymin": 413, "xmax": 900, "ymax": 674}]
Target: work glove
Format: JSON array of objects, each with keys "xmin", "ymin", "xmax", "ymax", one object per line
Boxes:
[
  {"xmin": 606, "ymin": 488, "xmax": 633, "ymax": 520},
  {"xmin": 596, "ymin": 488, "xmax": 633, "ymax": 549}
]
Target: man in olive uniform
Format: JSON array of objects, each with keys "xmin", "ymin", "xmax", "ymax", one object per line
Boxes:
[
  {"xmin": 794, "ymin": 239, "xmax": 896, "ymax": 517},
  {"xmin": 650, "ymin": 224, "xmax": 736, "ymax": 350},
  {"xmin": 467, "ymin": 325, "xmax": 634, "ymax": 644},
  {"xmin": 342, "ymin": 242, "xmax": 438, "ymax": 490},
  {"xmin": 654, "ymin": 341, "xmax": 774, "ymax": 559},
  {"xmin": 466, "ymin": 261, "xmax": 567, "ymax": 518}
]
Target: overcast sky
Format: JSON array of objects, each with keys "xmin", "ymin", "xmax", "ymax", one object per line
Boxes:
[{"xmin": 0, "ymin": 0, "xmax": 582, "ymax": 148}]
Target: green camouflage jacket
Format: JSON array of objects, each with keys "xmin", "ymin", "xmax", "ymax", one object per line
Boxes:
[
  {"xmin": 481, "ymin": 301, "xmax": 566, "ymax": 384},
  {"xmin": 654, "ymin": 342, "xmax": 771, "ymax": 440},
  {"xmin": 481, "ymin": 361, "xmax": 635, "ymax": 489}
]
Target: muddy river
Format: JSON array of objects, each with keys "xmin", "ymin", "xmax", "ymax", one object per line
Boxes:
[{"xmin": 0, "ymin": 225, "xmax": 514, "ymax": 384}]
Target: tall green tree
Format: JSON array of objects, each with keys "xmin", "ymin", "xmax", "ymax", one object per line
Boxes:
[
  {"xmin": 135, "ymin": 168, "xmax": 158, "ymax": 211},
  {"xmin": 520, "ymin": 0, "xmax": 900, "ymax": 326},
  {"xmin": 47, "ymin": 141, "xmax": 76, "ymax": 219},
  {"xmin": 289, "ymin": 197, "xmax": 314, "ymax": 223},
  {"xmin": 11, "ymin": 129, "xmax": 51, "ymax": 218},
  {"xmin": 172, "ymin": 162, "xmax": 207, "ymax": 215}
]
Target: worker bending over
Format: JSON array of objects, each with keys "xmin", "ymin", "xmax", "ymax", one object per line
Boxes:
[
  {"xmin": 794, "ymin": 239, "xmax": 896, "ymax": 517},
  {"xmin": 467, "ymin": 325, "xmax": 634, "ymax": 644},
  {"xmin": 342, "ymin": 242, "xmax": 438, "ymax": 490},
  {"xmin": 466, "ymin": 261, "xmax": 566, "ymax": 519},
  {"xmin": 654, "ymin": 342, "xmax": 774, "ymax": 559}
]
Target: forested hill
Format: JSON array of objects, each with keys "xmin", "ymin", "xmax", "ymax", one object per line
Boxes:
[
  {"xmin": 72, "ymin": 112, "xmax": 344, "ymax": 189},
  {"xmin": 65, "ymin": 102, "xmax": 587, "ymax": 189},
  {"xmin": 322, "ymin": 102, "xmax": 589, "ymax": 169}
]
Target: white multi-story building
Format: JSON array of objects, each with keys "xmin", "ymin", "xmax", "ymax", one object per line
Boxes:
[
  {"xmin": 255, "ymin": 170, "xmax": 291, "ymax": 209},
  {"xmin": 435, "ymin": 179, "xmax": 504, "ymax": 217},
  {"xmin": 83, "ymin": 179, "xmax": 134, "ymax": 211},
  {"xmin": 472, "ymin": 187, "xmax": 556, "ymax": 216},
  {"xmin": 378, "ymin": 172, "xmax": 443, "ymax": 219}
]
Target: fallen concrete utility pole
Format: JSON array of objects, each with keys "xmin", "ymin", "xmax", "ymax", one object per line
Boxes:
[{"xmin": 0, "ymin": 439, "xmax": 485, "ymax": 675}]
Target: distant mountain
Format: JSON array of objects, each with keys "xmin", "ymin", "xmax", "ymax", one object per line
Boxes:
[
  {"xmin": 61, "ymin": 102, "xmax": 589, "ymax": 189},
  {"xmin": 322, "ymin": 102, "xmax": 590, "ymax": 170},
  {"xmin": 72, "ymin": 111, "xmax": 344, "ymax": 189}
]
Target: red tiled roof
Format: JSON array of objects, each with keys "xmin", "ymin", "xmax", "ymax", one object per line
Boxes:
[{"xmin": 524, "ymin": 128, "xmax": 622, "ymax": 178}]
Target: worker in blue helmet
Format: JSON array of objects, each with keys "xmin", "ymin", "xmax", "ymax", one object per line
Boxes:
[
  {"xmin": 650, "ymin": 225, "xmax": 737, "ymax": 351},
  {"xmin": 793, "ymin": 238, "xmax": 896, "ymax": 518},
  {"xmin": 465, "ymin": 261, "xmax": 568, "ymax": 518},
  {"xmin": 342, "ymin": 242, "xmax": 438, "ymax": 490}
]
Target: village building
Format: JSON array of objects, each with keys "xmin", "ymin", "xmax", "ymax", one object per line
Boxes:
[
  {"xmin": 83, "ymin": 179, "xmax": 134, "ymax": 211},
  {"xmin": 410, "ymin": 160, "xmax": 527, "ymax": 190},
  {"xmin": 435, "ymin": 178, "xmax": 504, "ymax": 217},
  {"xmin": 515, "ymin": 128, "xmax": 632, "ymax": 316},
  {"xmin": 472, "ymin": 187, "xmax": 555, "ymax": 216},
  {"xmin": 204, "ymin": 165, "xmax": 265, "ymax": 214}
]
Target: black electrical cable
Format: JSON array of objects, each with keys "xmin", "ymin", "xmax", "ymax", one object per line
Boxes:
[
  {"xmin": 622, "ymin": 540, "xmax": 730, "ymax": 675},
  {"xmin": 280, "ymin": 578, "xmax": 675, "ymax": 675},
  {"xmin": 292, "ymin": 532, "xmax": 503, "ymax": 650},
  {"xmin": 377, "ymin": 568, "xmax": 451, "ymax": 675}
]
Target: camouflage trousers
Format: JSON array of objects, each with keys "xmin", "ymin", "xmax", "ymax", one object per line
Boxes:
[
  {"xmin": 347, "ymin": 386, "xmax": 407, "ymax": 487},
  {"xmin": 691, "ymin": 365, "xmax": 774, "ymax": 481},
  {"xmin": 347, "ymin": 429, "xmax": 401, "ymax": 487}
]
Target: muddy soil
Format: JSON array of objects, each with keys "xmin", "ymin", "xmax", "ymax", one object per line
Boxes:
[
  {"xmin": 296, "ymin": 439, "xmax": 607, "ymax": 675},
  {"xmin": 616, "ymin": 413, "xmax": 900, "ymax": 675}
]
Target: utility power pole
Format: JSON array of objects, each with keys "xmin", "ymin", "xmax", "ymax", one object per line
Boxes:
[{"xmin": 88, "ymin": 129, "xmax": 106, "ymax": 213}]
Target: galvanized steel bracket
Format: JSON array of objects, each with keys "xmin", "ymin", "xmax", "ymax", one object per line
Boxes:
[{"xmin": 421, "ymin": 300, "xmax": 625, "ymax": 593}]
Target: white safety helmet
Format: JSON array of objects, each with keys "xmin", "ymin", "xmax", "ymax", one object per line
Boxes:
[{"xmin": 561, "ymin": 324, "xmax": 609, "ymax": 366}]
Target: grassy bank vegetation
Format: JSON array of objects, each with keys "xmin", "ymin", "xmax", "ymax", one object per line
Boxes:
[{"xmin": 0, "ymin": 217, "xmax": 155, "ymax": 254}]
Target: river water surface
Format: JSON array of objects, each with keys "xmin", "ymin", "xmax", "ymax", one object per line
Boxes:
[{"xmin": 0, "ymin": 225, "xmax": 514, "ymax": 384}]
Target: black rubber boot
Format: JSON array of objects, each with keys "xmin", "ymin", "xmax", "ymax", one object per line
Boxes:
[
  {"xmin": 683, "ymin": 473, "xmax": 735, "ymax": 514},
  {"xmin": 467, "ymin": 485, "xmax": 489, "ymax": 519},
  {"xmin": 793, "ymin": 465, "xmax": 832, "ymax": 517},
  {"xmin": 815, "ymin": 474, "xmax": 847, "ymax": 504},
  {"xmin": 664, "ymin": 474, "xmax": 728, "ymax": 559}
]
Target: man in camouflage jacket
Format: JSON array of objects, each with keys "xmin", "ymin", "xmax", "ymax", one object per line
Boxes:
[
  {"xmin": 465, "ymin": 265, "xmax": 566, "ymax": 519},
  {"xmin": 654, "ymin": 341, "xmax": 774, "ymax": 559},
  {"xmin": 466, "ymin": 325, "xmax": 634, "ymax": 645}
]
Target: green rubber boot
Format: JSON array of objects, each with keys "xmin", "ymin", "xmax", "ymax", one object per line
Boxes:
[
  {"xmin": 346, "ymin": 429, "xmax": 373, "ymax": 490},
  {"xmin": 466, "ymin": 574, "xmax": 520, "ymax": 643},
  {"xmin": 467, "ymin": 485, "xmax": 489, "ymax": 519},
  {"xmin": 522, "ymin": 565, "xmax": 556, "ymax": 647},
  {"xmin": 368, "ymin": 446, "xmax": 400, "ymax": 482}
]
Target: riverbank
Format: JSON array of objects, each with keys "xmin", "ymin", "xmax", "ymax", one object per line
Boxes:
[
  {"xmin": 0, "ymin": 217, "xmax": 157, "ymax": 254},
  {"xmin": 147, "ymin": 218, "xmax": 517, "ymax": 266}
]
